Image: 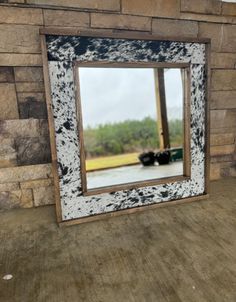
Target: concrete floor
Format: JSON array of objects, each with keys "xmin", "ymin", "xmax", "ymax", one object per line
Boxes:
[
  {"xmin": 87, "ymin": 161, "xmax": 183, "ymax": 189},
  {"xmin": 0, "ymin": 178, "xmax": 236, "ymax": 302}
]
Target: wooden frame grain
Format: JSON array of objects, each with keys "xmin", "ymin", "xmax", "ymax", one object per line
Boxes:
[
  {"xmin": 40, "ymin": 28, "xmax": 210, "ymax": 225},
  {"xmin": 74, "ymin": 61, "xmax": 191, "ymax": 196}
]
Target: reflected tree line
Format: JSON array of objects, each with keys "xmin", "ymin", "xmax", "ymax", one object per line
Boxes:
[{"xmin": 84, "ymin": 117, "xmax": 183, "ymax": 159}]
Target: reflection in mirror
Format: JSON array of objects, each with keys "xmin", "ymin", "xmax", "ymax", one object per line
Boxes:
[{"xmin": 78, "ymin": 67, "xmax": 185, "ymax": 191}]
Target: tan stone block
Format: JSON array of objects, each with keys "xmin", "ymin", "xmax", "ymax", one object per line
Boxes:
[
  {"xmin": 17, "ymin": 92, "xmax": 45, "ymax": 103},
  {"xmin": 181, "ymin": 12, "xmax": 233, "ymax": 24},
  {"xmin": 210, "ymin": 163, "xmax": 220, "ymax": 180},
  {"xmin": 211, "ymin": 52, "xmax": 236, "ymax": 69},
  {"xmin": 33, "ymin": 186, "xmax": 55, "ymax": 206},
  {"xmin": 0, "ymin": 182, "xmax": 20, "ymax": 192},
  {"xmin": 0, "ymin": 83, "xmax": 19, "ymax": 120},
  {"xmin": 0, "ymin": 67, "xmax": 14, "ymax": 83},
  {"xmin": 181, "ymin": 0, "xmax": 221, "ymax": 15},
  {"xmin": 210, "ymin": 133, "xmax": 235, "ymax": 146},
  {"xmin": 222, "ymin": 3, "xmax": 236, "ymax": 16},
  {"xmin": 122, "ymin": 0, "xmax": 180, "ymax": 18},
  {"xmin": 27, "ymin": 0, "xmax": 120, "ymax": 11},
  {"xmin": 39, "ymin": 119, "xmax": 49, "ymax": 136},
  {"xmin": 152, "ymin": 18, "xmax": 198, "ymax": 38},
  {"xmin": 210, "ymin": 144, "xmax": 235, "ymax": 156},
  {"xmin": 0, "ymin": 189, "xmax": 33, "ymax": 210},
  {"xmin": 91, "ymin": 13, "xmax": 151, "ymax": 31},
  {"xmin": 0, "ymin": 164, "xmax": 52, "ymax": 183},
  {"xmin": 0, "ymin": 54, "xmax": 42, "ymax": 66},
  {"xmin": 0, "ymin": 6, "xmax": 43, "ymax": 25},
  {"xmin": 0, "ymin": 25, "xmax": 40, "ymax": 54},
  {"xmin": 211, "ymin": 154, "xmax": 233, "ymax": 163},
  {"xmin": 0, "ymin": 119, "xmax": 40, "ymax": 138},
  {"xmin": 20, "ymin": 178, "xmax": 53, "ymax": 189},
  {"xmin": 211, "ymin": 91, "xmax": 236, "ymax": 110},
  {"xmin": 44, "ymin": 9, "xmax": 89, "ymax": 27},
  {"xmin": 0, "ymin": 138, "xmax": 17, "ymax": 168},
  {"xmin": 14, "ymin": 67, "xmax": 43, "ymax": 82},
  {"xmin": 8, "ymin": 0, "xmax": 25, "ymax": 3},
  {"xmin": 198, "ymin": 22, "xmax": 223, "ymax": 52},
  {"xmin": 16, "ymin": 82, "xmax": 45, "ymax": 93},
  {"xmin": 221, "ymin": 24, "xmax": 236, "ymax": 52},
  {"xmin": 212, "ymin": 70, "xmax": 236, "ymax": 91},
  {"xmin": 210, "ymin": 109, "xmax": 236, "ymax": 129}
]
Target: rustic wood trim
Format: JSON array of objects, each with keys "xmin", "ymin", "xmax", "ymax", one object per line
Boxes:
[
  {"xmin": 73, "ymin": 64, "xmax": 88, "ymax": 193},
  {"xmin": 41, "ymin": 35, "xmax": 63, "ymax": 224},
  {"xmin": 83, "ymin": 175, "xmax": 190, "ymax": 197},
  {"xmin": 59, "ymin": 193, "xmax": 209, "ymax": 227},
  {"xmin": 40, "ymin": 28, "xmax": 211, "ymax": 44},
  {"xmin": 205, "ymin": 43, "xmax": 211, "ymax": 194},
  {"xmin": 154, "ymin": 68, "xmax": 170, "ymax": 150},
  {"xmin": 74, "ymin": 61, "xmax": 190, "ymax": 69},
  {"xmin": 183, "ymin": 67, "xmax": 191, "ymax": 178}
]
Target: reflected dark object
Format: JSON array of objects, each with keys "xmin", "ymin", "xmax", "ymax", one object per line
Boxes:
[
  {"xmin": 138, "ymin": 152, "xmax": 156, "ymax": 166},
  {"xmin": 156, "ymin": 150, "xmax": 171, "ymax": 165},
  {"xmin": 170, "ymin": 147, "xmax": 183, "ymax": 161}
]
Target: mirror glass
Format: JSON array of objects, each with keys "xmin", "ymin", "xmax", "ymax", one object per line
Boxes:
[{"xmin": 78, "ymin": 67, "xmax": 185, "ymax": 191}]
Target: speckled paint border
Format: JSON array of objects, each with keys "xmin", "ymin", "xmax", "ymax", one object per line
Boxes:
[{"xmin": 44, "ymin": 34, "xmax": 208, "ymax": 221}]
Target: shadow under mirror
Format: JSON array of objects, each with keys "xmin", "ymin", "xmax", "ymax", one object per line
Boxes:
[{"xmin": 77, "ymin": 66, "xmax": 185, "ymax": 192}]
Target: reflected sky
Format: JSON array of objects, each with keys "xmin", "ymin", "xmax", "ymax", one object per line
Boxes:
[{"xmin": 78, "ymin": 68, "xmax": 183, "ymax": 128}]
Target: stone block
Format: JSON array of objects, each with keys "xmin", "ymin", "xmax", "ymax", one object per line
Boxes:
[
  {"xmin": 0, "ymin": 182, "xmax": 20, "ymax": 192},
  {"xmin": 26, "ymin": 0, "xmax": 120, "ymax": 11},
  {"xmin": 0, "ymin": 6, "xmax": 43, "ymax": 25},
  {"xmin": 198, "ymin": 22, "xmax": 223, "ymax": 52},
  {"xmin": 39, "ymin": 119, "xmax": 49, "ymax": 136},
  {"xmin": 15, "ymin": 136, "xmax": 51, "ymax": 165},
  {"xmin": 17, "ymin": 92, "xmax": 47, "ymax": 119},
  {"xmin": 0, "ymin": 54, "xmax": 42, "ymax": 66},
  {"xmin": 16, "ymin": 82, "xmax": 45, "ymax": 93},
  {"xmin": 0, "ymin": 138, "xmax": 17, "ymax": 168},
  {"xmin": 0, "ymin": 67, "xmax": 14, "ymax": 83},
  {"xmin": 211, "ymin": 109, "xmax": 236, "ymax": 129},
  {"xmin": 222, "ymin": 3, "xmax": 236, "ymax": 16},
  {"xmin": 17, "ymin": 92, "xmax": 45, "ymax": 102},
  {"xmin": 211, "ymin": 91, "xmax": 236, "ymax": 110},
  {"xmin": 181, "ymin": 0, "xmax": 221, "ymax": 15},
  {"xmin": 212, "ymin": 70, "xmax": 236, "ymax": 91},
  {"xmin": 0, "ymin": 119, "xmax": 40, "ymax": 138},
  {"xmin": 210, "ymin": 163, "xmax": 220, "ymax": 180},
  {"xmin": 221, "ymin": 24, "xmax": 236, "ymax": 52},
  {"xmin": 0, "ymin": 25, "xmax": 40, "ymax": 54},
  {"xmin": 44, "ymin": 9, "xmax": 89, "ymax": 27},
  {"xmin": 210, "ymin": 133, "xmax": 235, "ymax": 146},
  {"xmin": 210, "ymin": 144, "xmax": 235, "ymax": 157},
  {"xmin": 122, "ymin": 0, "xmax": 180, "ymax": 18},
  {"xmin": 0, "ymin": 83, "xmax": 19, "ymax": 120},
  {"xmin": 211, "ymin": 53, "xmax": 236, "ymax": 69},
  {"xmin": 0, "ymin": 164, "xmax": 52, "ymax": 183},
  {"xmin": 14, "ymin": 67, "xmax": 43, "ymax": 82},
  {"xmin": 20, "ymin": 178, "xmax": 53, "ymax": 189},
  {"xmin": 0, "ymin": 189, "xmax": 33, "ymax": 210},
  {"xmin": 33, "ymin": 186, "xmax": 55, "ymax": 206},
  {"xmin": 152, "ymin": 18, "xmax": 198, "ymax": 38},
  {"xmin": 91, "ymin": 13, "xmax": 151, "ymax": 31},
  {"xmin": 18, "ymin": 99, "xmax": 47, "ymax": 119}
]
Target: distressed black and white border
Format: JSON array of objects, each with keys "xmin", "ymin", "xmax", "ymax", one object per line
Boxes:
[{"xmin": 45, "ymin": 35, "xmax": 207, "ymax": 221}]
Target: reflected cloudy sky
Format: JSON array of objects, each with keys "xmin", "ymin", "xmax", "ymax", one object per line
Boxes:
[{"xmin": 78, "ymin": 67, "xmax": 183, "ymax": 128}]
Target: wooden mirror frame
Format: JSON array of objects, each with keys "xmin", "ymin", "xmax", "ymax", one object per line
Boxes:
[{"xmin": 40, "ymin": 29, "xmax": 210, "ymax": 226}]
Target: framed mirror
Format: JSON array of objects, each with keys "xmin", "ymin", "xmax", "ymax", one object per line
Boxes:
[{"xmin": 41, "ymin": 30, "xmax": 210, "ymax": 225}]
